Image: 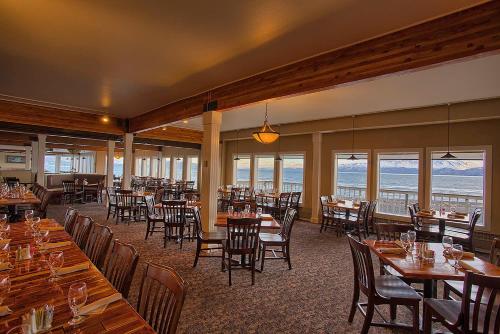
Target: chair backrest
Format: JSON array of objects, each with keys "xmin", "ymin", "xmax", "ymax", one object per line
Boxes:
[
  {"xmin": 226, "ymin": 217, "xmax": 261, "ymax": 255},
  {"xmin": 367, "ymin": 200, "xmax": 377, "ymax": 224},
  {"xmin": 102, "ymin": 240, "xmax": 139, "ymax": 298},
  {"xmin": 489, "ymin": 238, "xmax": 500, "ymax": 266},
  {"xmin": 290, "ymin": 192, "xmax": 301, "ymax": 208},
  {"xmin": 137, "ymin": 263, "xmax": 187, "ymax": 334},
  {"xmin": 145, "ymin": 195, "xmax": 156, "ymax": 216},
  {"xmin": 84, "ymin": 223, "xmax": 113, "ymax": 269},
  {"xmin": 116, "ymin": 190, "xmax": 134, "ymax": 207},
  {"xmin": 230, "ymin": 189, "xmax": 240, "ymax": 202},
  {"xmin": 162, "ymin": 200, "xmax": 186, "ymax": 226},
  {"xmin": 375, "ymin": 223, "xmax": 413, "ymax": 241},
  {"xmin": 412, "ymin": 202, "xmax": 421, "ymax": 213},
  {"xmin": 192, "ymin": 206, "xmax": 203, "ymax": 240},
  {"xmin": 356, "ymin": 201, "xmax": 369, "ymax": 224},
  {"xmin": 408, "ymin": 205, "xmax": 421, "ymax": 228},
  {"xmin": 280, "ymin": 207, "xmax": 297, "ymax": 241},
  {"xmin": 38, "ymin": 191, "xmax": 52, "ymax": 218},
  {"xmin": 461, "ymin": 271, "xmax": 500, "ymax": 334},
  {"xmin": 106, "ymin": 187, "xmax": 116, "ymax": 205},
  {"xmin": 71, "ymin": 215, "xmax": 94, "ymax": 249},
  {"xmin": 278, "ymin": 192, "xmax": 290, "ymax": 207},
  {"xmin": 347, "ymin": 234, "xmax": 375, "ymax": 297},
  {"xmin": 320, "ymin": 196, "xmax": 330, "ymax": 216},
  {"xmin": 154, "ymin": 187, "xmax": 165, "ymax": 203},
  {"xmin": 63, "ymin": 207, "xmax": 79, "ymax": 235},
  {"xmin": 62, "ymin": 181, "xmax": 76, "ymax": 193},
  {"xmin": 468, "ymin": 208, "xmax": 482, "ymax": 233}
]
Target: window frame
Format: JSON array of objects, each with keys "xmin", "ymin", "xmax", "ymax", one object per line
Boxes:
[
  {"xmin": 173, "ymin": 157, "xmax": 184, "ymax": 181},
  {"xmin": 279, "ymin": 152, "xmax": 306, "ymax": 205},
  {"xmin": 253, "ymin": 154, "xmax": 277, "ymax": 192},
  {"xmin": 331, "ymin": 149, "xmax": 371, "ymax": 201},
  {"xmin": 232, "ymin": 153, "xmax": 252, "ymax": 187},
  {"xmin": 425, "ymin": 145, "xmax": 492, "ymax": 231},
  {"xmin": 187, "ymin": 155, "xmax": 199, "ymax": 188}
]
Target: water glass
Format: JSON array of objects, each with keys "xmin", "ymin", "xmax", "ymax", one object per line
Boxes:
[
  {"xmin": 48, "ymin": 251, "xmax": 64, "ymax": 282},
  {"xmin": 0, "ymin": 224, "xmax": 10, "ymax": 240},
  {"xmin": 244, "ymin": 204, "xmax": 251, "ymax": 214},
  {"xmin": 0, "ymin": 274, "xmax": 11, "ymax": 305},
  {"xmin": 442, "ymin": 236, "xmax": 453, "ymax": 256},
  {"xmin": 400, "ymin": 233, "xmax": 409, "ymax": 253},
  {"xmin": 67, "ymin": 282, "xmax": 88, "ymax": 325},
  {"xmin": 256, "ymin": 207, "xmax": 263, "ymax": 217},
  {"xmin": 452, "ymin": 244, "xmax": 463, "ymax": 268},
  {"xmin": 227, "ymin": 206, "xmax": 234, "ymax": 217},
  {"xmin": 407, "ymin": 230, "xmax": 416, "ymax": 252}
]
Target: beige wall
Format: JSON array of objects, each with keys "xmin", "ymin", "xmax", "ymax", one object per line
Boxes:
[
  {"xmin": 0, "ymin": 151, "xmax": 27, "ymax": 170},
  {"xmin": 222, "ymin": 98, "xmax": 500, "ymax": 233}
]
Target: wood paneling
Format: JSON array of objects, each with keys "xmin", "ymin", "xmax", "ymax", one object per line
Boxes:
[
  {"xmin": 129, "ymin": 1, "xmax": 500, "ymax": 132},
  {"xmin": 0, "ymin": 99, "xmax": 125, "ymax": 135},
  {"xmin": 137, "ymin": 126, "xmax": 203, "ymax": 144}
]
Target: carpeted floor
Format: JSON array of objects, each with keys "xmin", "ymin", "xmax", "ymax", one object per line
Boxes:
[{"xmin": 48, "ymin": 203, "xmax": 416, "ymax": 333}]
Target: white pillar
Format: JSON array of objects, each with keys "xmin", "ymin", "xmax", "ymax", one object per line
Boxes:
[
  {"xmin": 25, "ymin": 146, "xmax": 31, "ymax": 170},
  {"xmin": 122, "ymin": 133, "xmax": 133, "ymax": 190},
  {"xmin": 201, "ymin": 111, "xmax": 222, "ymax": 232},
  {"xmin": 149, "ymin": 156, "xmax": 155, "ymax": 177},
  {"xmin": 31, "ymin": 141, "xmax": 38, "ymax": 174},
  {"xmin": 311, "ymin": 132, "xmax": 322, "ymax": 223},
  {"xmin": 37, "ymin": 134, "xmax": 46, "ymax": 186},
  {"xmin": 170, "ymin": 156, "xmax": 175, "ymax": 180},
  {"xmin": 106, "ymin": 140, "xmax": 115, "ymax": 188},
  {"xmin": 159, "ymin": 150, "xmax": 165, "ymax": 178}
]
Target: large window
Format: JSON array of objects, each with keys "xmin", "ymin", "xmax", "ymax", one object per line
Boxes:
[
  {"xmin": 174, "ymin": 157, "xmax": 184, "ymax": 180},
  {"xmin": 163, "ymin": 157, "xmax": 171, "ymax": 178},
  {"xmin": 430, "ymin": 150, "xmax": 485, "ymax": 225},
  {"xmin": 113, "ymin": 157, "xmax": 123, "ymax": 178},
  {"xmin": 151, "ymin": 157, "xmax": 160, "ymax": 178},
  {"xmin": 233, "ymin": 155, "xmax": 251, "ymax": 187},
  {"xmin": 187, "ymin": 156, "xmax": 199, "ymax": 188},
  {"xmin": 377, "ymin": 152, "xmax": 419, "ymax": 216},
  {"xmin": 333, "ymin": 153, "xmax": 368, "ymax": 200},
  {"xmin": 135, "ymin": 157, "xmax": 150, "ymax": 177},
  {"xmin": 255, "ymin": 155, "xmax": 275, "ymax": 191},
  {"xmin": 281, "ymin": 154, "xmax": 304, "ymax": 201},
  {"xmin": 77, "ymin": 154, "xmax": 95, "ymax": 173},
  {"xmin": 59, "ymin": 156, "xmax": 73, "ymax": 173},
  {"xmin": 44, "ymin": 155, "xmax": 56, "ymax": 173}
]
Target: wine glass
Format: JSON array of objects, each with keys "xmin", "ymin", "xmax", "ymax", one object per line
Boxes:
[
  {"xmin": 31, "ymin": 217, "xmax": 41, "ymax": 234},
  {"xmin": 227, "ymin": 206, "xmax": 234, "ymax": 217},
  {"xmin": 244, "ymin": 204, "xmax": 251, "ymax": 214},
  {"xmin": 0, "ymin": 243, "xmax": 10, "ymax": 264},
  {"xmin": 452, "ymin": 244, "xmax": 463, "ymax": 268},
  {"xmin": 0, "ymin": 274, "xmax": 11, "ymax": 305},
  {"xmin": 442, "ymin": 236, "xmax": 453, "ymax": 257},
  {"xmin": 407, "ymin": 230, "xmax": 416, "ymax": 252},
  {"xmin": 0, "ymin": 214, "xmax": 7, "ymax": 228},
  {"xmin": 48, "ymin": 251, "xmax": 64, "ymax": 282},
  {"xmin": 400, "ymin": 233, "xmax": 409, "ymax": 254},
  {"xmin": 67, "ymin": 282, "xmax": 88, "ymax": 325},
  {"xmin": 256, "ymin": 207, "xmax": 263, "ymax": 217}
]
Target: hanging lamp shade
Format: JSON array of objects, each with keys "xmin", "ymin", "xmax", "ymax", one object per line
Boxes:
[
  {"xmin": 253, "ymin": 104, "xmax": 279, "ymax": 144},
  {"xmin": 347, "ymin": 154, "xmax": 357, "ymax": 160}
]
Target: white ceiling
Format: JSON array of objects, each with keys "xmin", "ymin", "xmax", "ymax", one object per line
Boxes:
[
  {"xmin": 0, "ymin": 0, "xmax": 482, "ymax": 117},
  {"xmin": 172, "ymin": 53, "xmax": 500, "ymax": 132}
]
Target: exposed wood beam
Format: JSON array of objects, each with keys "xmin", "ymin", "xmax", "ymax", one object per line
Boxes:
[
  {"xmin": 129, "ymin": 1, "xmax": 500, "ymax": 133},
  {"xmin": 137, "ymin": 126, "xmax": 203, "ymax": 144},
  {"xmin": 133, "ymin": 136, "xmax": 201, "ymax": 150},
  {"xmin": 0, "ymin": 99, "xmax": 125, "ymax": 135}
]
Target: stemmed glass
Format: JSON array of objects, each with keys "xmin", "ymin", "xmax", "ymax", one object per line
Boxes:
[
  {"xmin": 256, "ymin": 207, "xmax": 263, "ymax": 217},
  {"xmin": 452, "ymin": 244, "xmax": 463, "ymax": 268},
  {"xmin": 31, "ymin": 217, "xmax": 41, "ymax": 235},
  {"xmin": 244, "ymin": 204, "xmax": 251, "ymax": 215},
  {"xmin": 0, "ymin": 243, "xmax": 10, "ymax": 264},
  {"xmin": 24, "ymin": 210, "xmax": 34, "ymax": 236},
  {"xmin": 0, "ymin": 224, "xmax": 10, "ymax": 240},
  {"xmin": 227, "ymin": 206, "xmax": 234, "ymax": 217},
  {"xmin": 0, "ymin": 214, "xmax": 7, "ymax": 228},
  {"xmin": 407, "ymin": 230, "xmax": 416, "ymax": 253},
  {"xmin": 48, "ymin": 251, "xmax": 64, "ymax": 282},
  {"xmin": 0, "ymin": 274, "xmax": 11, "ymax": 305},
  {"xmin": 400, "ymin": 233, "xmax": 410, "ymax": 255},
  {"xmin": 442, "ymin": 236, "xmax": 453, "ymax": 258},
  {"xmin": 67, "ymin": 282, "xmax": 88, "ymax": 325}
]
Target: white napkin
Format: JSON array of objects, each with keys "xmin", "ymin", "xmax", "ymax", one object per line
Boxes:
[
  {"xmin": 260, "ymin": 214, "xmax": 273, "ymax": 221},
  {"xmin": 40, "ymin": 241, "xmax": 71, "ymax": 250},
  {"xmin": 56, "ymin": 262, "xmax": 89, "ymax": 275},
  {"xmin": 0, "ymin": 262, "xmax": 13, "ymax": 271},
  {"xmin": 0, "ymin": 306, "xmax": 12, "ymax": 316},
  {"xmin": 458, "ymin": 260, "xmax": 485, "ymax": 274},
  {"xmin": 79, "ymin": 293, "xmax": 122, "ymax": 316}
]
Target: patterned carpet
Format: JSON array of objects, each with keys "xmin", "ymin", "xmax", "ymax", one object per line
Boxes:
[{"xmin": 48, "ymin": 203, "xmax": 413, "ymax": 334}]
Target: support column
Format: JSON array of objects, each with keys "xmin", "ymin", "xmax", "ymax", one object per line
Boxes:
[
  {"xmin": 106, "ymin": 140, "xmax": 115, "ymax": 188},
  {"xmin": 37, "ymin": 134, "xmax": 46, "ymax": 186},
  {"xmin": 159, "ymin": 151, "xmax": 165, "ymax": 178},
  {"xmin": 31, "ymin": 141, "xmax": 38, "ymax": 174},
  {"xmin": 310, "ymin": 132, "xmax": 322, "ymax": 223},
  {"xmin": 201, "ymin": 111, "xmax": 222, "ymax": 232},
  {"xmin": 170, "ymin": 156, "xmax": 175, "ymax": 180},
  {"xmin": 25, "ymin": 146, "xmax": 32, "ymax": 170},
  {"xmin": 149, "ymin": 156, "xmax": 155, "ymax": 177},
  {"xmin": 122, "ymin": 133, "xmax": 133, "ymax": 190}
]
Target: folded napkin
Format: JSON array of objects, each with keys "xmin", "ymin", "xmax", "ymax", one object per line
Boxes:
[
  {"xmin": 378, "ymin": 247, "xmax": 406, "ymax": 255},
  {"xmin": 443, "ymin": 251, "xmax": 474, "ymax": 260},
  {"xmin": 455, "ymin": 211, "xmax": 468, "ymax": 216},
  {"xmin": 0, "ymin": 262, "xmax": 13, "ymax": 271},
  {"xmin": 260, "ymin": 214, "xmax": 273, "ymax": 221},
  {"xmin": 419, "ymin": 210, "xmax": 434, "ymax": 215},
  {"xmin": 458, "ymin": 260, "xmax": 484, "ymax": 274},
  {"xmin": 0, "ymin": 306, "xmax": 12, "ymax": 317},
  {"xmin": 40, "ymin": 241, "xmax": 71, "ymax": 250},
  {"xmin": 0, "ymin": 239, "xmax": 11, "ymax": 246},
  {"xmin": 79, "ymin": 293, "xmax": 122, "ymax": 316},
  {"xmin": 448, "ymin": 213, "xmax": 466, "ymax": 219},
  {"xmin": 56, "ymin": 262, "xmax": 89, "ymax": 275},
  {"xmin": 40, "ymin": 226, "xmax": 64, "ymax": 231}
]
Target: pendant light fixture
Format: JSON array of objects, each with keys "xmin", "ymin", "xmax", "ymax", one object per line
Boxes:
[
  {"xmin": 253, "ymin": 103, "xmax": 279, "ymax": 144},
  {"xmin": 441, "ymin": 103, "xmax": 456, "ymax": 159},
  {"xmin": 234, "ymin": 130, "xmax": 240, "ymax": 161},
  {"xmin": 275, "ymin": 124, "xmax": 282, "ymax": 161},
  {"xmin": 348, "ymin": 115, "xmax": 357, "ymax": 160}
]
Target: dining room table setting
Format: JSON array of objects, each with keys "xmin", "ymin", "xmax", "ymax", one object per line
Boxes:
[
  {"xmin": 215, "ymin": 212, "xmax": 280, "ymax": 230},
  {"xmin": 0, "ymin": 216, "xmax": 154, "ymax": 333},
  {"xmin": 325, "ymin": 199, "xmax": 360, "ymax": 218}
]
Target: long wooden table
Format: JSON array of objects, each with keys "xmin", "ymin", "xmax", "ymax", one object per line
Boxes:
[
  {"xmin": 0, "ymin": 191, "xmax": 41, "ymax": 222},
  {"xmin": 0, "ymin": 220, "xmax": 154, "ymax": 333},
  {"xmin": 325, "ymin": 201, "xmax": 360, "ymax": 218},
  {"xmin": 365, "ymin": 240, "xmax": 500, "ymax": 298},
  {"xmin": 215, "ymin": 212, "xmax": 281, "ymax": 230}
]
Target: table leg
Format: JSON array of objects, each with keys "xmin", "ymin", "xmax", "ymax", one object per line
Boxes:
[
  {"xmin": 423, "ymin": 279, "xmax": 436, "ymax": 298},
  {"xmin": 438, "ymin": 219, "xmax": 445, "ymax": 235}
]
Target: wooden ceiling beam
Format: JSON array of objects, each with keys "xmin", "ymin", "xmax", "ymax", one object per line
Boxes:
[
  {"xmin": 129, "ymin": 1, "xmax": 500, "ymax": 133},
  {"xmin": 137, "ymin": 126, "xmax": 203, "ymax": 144}
]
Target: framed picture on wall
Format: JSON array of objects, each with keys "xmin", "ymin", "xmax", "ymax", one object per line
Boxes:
[{"xmin": 6, "ymin": 155, "xmax": 26, "ymax": 164}]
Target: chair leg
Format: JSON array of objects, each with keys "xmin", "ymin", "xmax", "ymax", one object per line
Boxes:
[
  {"xmin": 423, "ymin": 304, "xmax": 433, "ymax": 334},
  {"xmin": 412, "ymin": 303, "xmax": 419, "ymax": 334},
  {"xmin": 145, "ymin": 221, "xmax": 150, "ymax": 240},
  {"xmin": 286, "ymin": 244, "xmax": 292, "ymax": 270},
  {"xmin": 443, "ymin": 283, "xmax": 450, "ymax": 299},
  {"xmin": 390, "ymin": 304, "xmax": 397, "ymax": 321},
  {"xmin": 260, "ymin": 244, "xmax": 266, "ymax": 272},
  {"xmin": 221, "ymin": 248, "xmax": 225, "ymax": 272},
  {"xmin": 361, "ymin": 303, "xmax": 374, "ymax": 334},
  {"xmin": 251, "ymin": 253, "xmax": 255, "ymax": 285},
  {"xmin": 106, "ymin": 205, "xmax": 111, "ymax": 221},
  {"xmin": 193, "ymin": 240, "xmax": 201, "ymax": 267},
  {"xmin": 163, "ymin": 224, "xmax": 168, "ymax": 248},
  {"xmin": 348, "ymin": 285, "xmax": 359, "ymax": 323},
  {"xmin": 228, "ymin": 255, "xmax": 232, "ymax": 286}
]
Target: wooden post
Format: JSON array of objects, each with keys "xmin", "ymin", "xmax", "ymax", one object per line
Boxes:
[
  {"xmin": 310, "ymin": 132, "xmax": 322, "ymax": 223},
  {"xmin": 122, "ymin": 133, "xmax": 133, "ymax": 190},
  {"xmin": 37, "ymin": 134, "xmax": 46, "ymax": 186},
  {"xmin": 106, "ymin": 140, "xmax": 115, "ymax": 188}
]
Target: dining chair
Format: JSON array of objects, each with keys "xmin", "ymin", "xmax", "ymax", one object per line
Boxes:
[
  {"xmin": 192, "ymin": 206, "xmax": 226, "ymax": 268},
  {"xmin": 443, "ymin": 237, "xmax": 500, "ymax": 301},
  {"xmin": 137, "ymin": 263, "xmax": 187, "ymax": 334},
  {"xmin": 289, "ymin": 191, "xmax": 301, "ymax": 216},
  {"xmin": 154, "ymin": 187, "xmax": 165, "ymax": 203},
  {"xmin": 268, "ymin": 192, "xmax": 290, "ymax": 221},
  {"xmin": 115, "ymin": 190, "xmax": 136, "ymax": 225},
  {"xmin": 258, "ymin": 207, "xmax": 297, "ymax": 271},
  {"xmin": 62, "ymin": 180, "xmax": 84, "ymax": 204},
  {"xmin": 347, "ymin": 235, "xmax": 420, "ymax": 334},
  {"xmin": 408, "ymin": 205, "xmax": 440, "ymax": 242},
  {"xmin": 71, "ymin": 215, "xmax": 94, "ymax": 249},
  {"xmin": 63, "ymin": 207, "xmax": 79, "ymax": 235},
  {"xmin": 105, "ymin": 187, "xmax": 117, "ymax": 221},
  {"xmin": 365, "ymin": 200, "xmax": 377, "ymax": 234},
  {"xmin": 102, "ymin": 240, "xmax": 139, "ymax": 298},
  {"xmin": 144, "ymin": 195, "xmax": 164, "ymax": 240},
  {"xmin": 84, "ymin": 223, "xmax": 113, "ymax": 269},
  {"xmin": 162, "ymin": 200, "xmax": 187, "ymax": 249},
  {"xmin": 319, "ymin": 196, "xmax": 339, "ymax": 234},
  {"xmin": 222, "ymin": 217, "xmax": 261, "ymax": 286},
  {"xmin": 423, "ymin": 270, "xmax": 500, "ymax": 334},
  {"xmin": 33, "ymin": 190, "xmax": 52, "ymax": 219},
  {"xmin": 342, "ymin": 201, "xmax": 369, "ymax": 241},
  {"xmin": 443, "ymin": 208, "xmax": 482, "ymax": 251}
]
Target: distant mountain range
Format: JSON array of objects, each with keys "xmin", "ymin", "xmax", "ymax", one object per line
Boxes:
[{"xmin": 338, "ymin": 166, "xmax": 483, "ymax": 176}]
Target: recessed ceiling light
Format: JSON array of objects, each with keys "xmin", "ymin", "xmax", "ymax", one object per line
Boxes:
[
  {"xmin": 183, "ymin": 120, "xmax": 188, "ymax": 124},
  {"xmin": 162, "ymin": 127, "xmax": 167, "ymax": 131},
  {"xmin": 101, "ymin": 115, "xmax": 110, "ymax": 123}
]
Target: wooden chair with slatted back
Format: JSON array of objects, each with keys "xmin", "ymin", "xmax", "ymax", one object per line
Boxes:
[
  {"xmin": 84, "ymin": 223, "xmax": 113, "ymax": 269},
  {"xmin": 115, "ymin": 190, "xmax": 136, "ymax": 224},
  {"xmin": 162, "ymin": 200, "xmax": 187, "ymax": 249},
  {"xmin": 137, "ymin": 263, "xmax": 187, "ymax": 334},
  {"xmin": 63, "ymin": 207, "xmax": 79, "ymax": 235},
  {"xmin": 443, "ymin": 208, "xmax": 482, "ymax": 252},
  {"xmin": 222, "ymin": 217, "xmax": 261, "ymax": 286},
  {"xmin": 105, "ymin": 187, "xmax": 117, "ymax": 221},
  {"xmin": 145, "ymin": 195, "xmax": 164, "ymax": 240},
  {"xmin": 71, "ymin": 215, "xmax": 94, "ymax": 249},
  {"xmin": 192, "ymin": 206, "xmax": 225, "ymax": 268},
  {"xmin": 102, "ymin": 240, "xmax": 139, "ymax": 298},
  {"xmin": 424, "ymin": 271, "xmax": 500, "ymax": 334},
  {"xmin": 342, "ymin": 201, "xmax": 369, "ymax": 241},
  {"xmin": 35, "ymin": 190, "xmax": 52, "ymax": 219}
]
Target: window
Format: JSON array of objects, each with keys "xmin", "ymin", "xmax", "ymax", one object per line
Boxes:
[
  {"xmin": 174, "ymin": 157, "xmax": 184, "ymax": 180},
  {"xmin": 151, "ymin": 157, "xmax": 160, "ymax": 177},
  {"xmin": 113, "ymin": 157, "xmax": 123, "ymax": 178},
  {"xmin": 163, "ymin": 157, "xmax": 171, "ymax": 178},
  {"xmin": 187, "ymin": 156, "xmax": 199, "ymax": 188},
  {"xmin": 78, "ymin": 154, "xmax": 95, "ymax": 173},
  {"xmin": 377, "ymin": 152, "xmax": 420, "ymax": 216},
  {"xmin": 44, "ymin": 155, "xmax": 56, "ymax": 173},
  {"xmin": 281, "ymin": 154, "xmax": 304, "ymax": 201},
  {"xmin": 333, "ymin": 153, "xmax": 368, "ymax": 200},
  {"xmin": 233, "ymin": 155, "xmax": 251, "ymax": 187},
  {"xmin": 59, "ymin": 156, "xmax": 73, "ymax": 173},
  {"xmin": 135, "ymin": 157, "xmax": 150, "ymax": 177},
  {"xmin": 430, "ymin": 150, "xmax": 485, "ymax": 225},
  {"xmin": 255, "ymin": 155, "xmax": 275, "ymax": 191}
]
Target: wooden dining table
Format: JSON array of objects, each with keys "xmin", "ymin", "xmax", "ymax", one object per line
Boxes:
[
  {"xmin": 325, "ymin": 201, "xmax": 360, "ymax": 218},
  {"xmin": 365, "ymin": 240, "xmax": 500, "ymax": 298},
  {"xmin": 0, "ymin": 220, "xmax": 154, "ymax": 333},
  {"xmin": 416, "ymin": 210, "xmax": 470, "ymax": 236},
  {"xmin": 215, "ymin": 212, "xmax": 281, "ymax": 230},
  {"xmin": 0, "ymin": 191, "xmax": 41, "ymax": 222}
]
